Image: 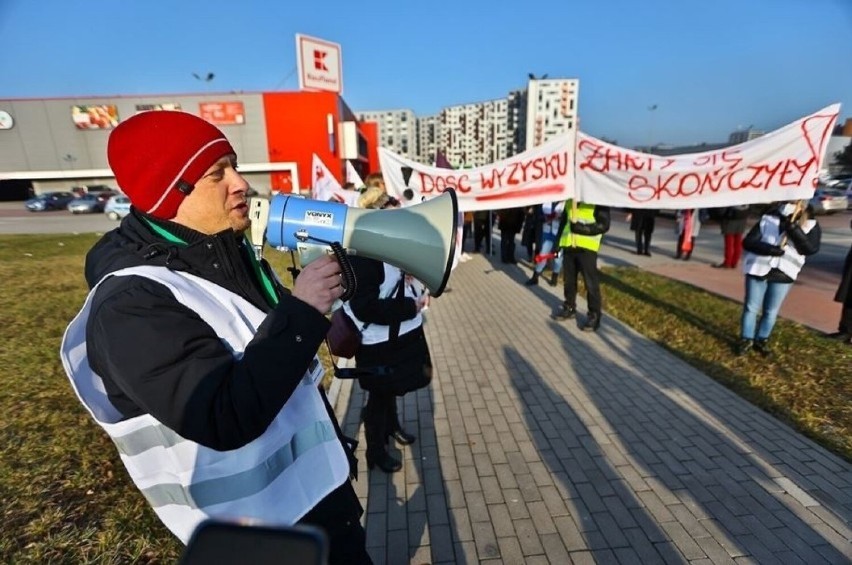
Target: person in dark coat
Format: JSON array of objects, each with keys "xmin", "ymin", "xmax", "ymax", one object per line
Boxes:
[
  {"xmin": 828, "ymin": 218, "xmax": 852, "ymax": 344},
  {"xmin": 713, "ymin": 205, "xmax": 750, "ymax": 268},
  {"xmin": 473, "ymin": 210, "xmax": 492, "ymax": 254},
  {"xmin": 521, "ymin": 205, "xmax": 544, "ymax": 260},
  {"xmin": 629, "ymin": 208, "xmax": 657, "ymax": 256},
  {"xmin": 498, "ymin": 207, "xmax": 526, "ymax": 264}
]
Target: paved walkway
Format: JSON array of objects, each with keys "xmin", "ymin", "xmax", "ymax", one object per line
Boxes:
[{"xmin": 331, "ymin": 250, "xmax": 852, "ymax": 564}]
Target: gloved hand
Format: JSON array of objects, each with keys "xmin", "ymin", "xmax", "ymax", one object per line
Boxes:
[
  {"xmin": 768, "ymin": 245, "xmax": 786, "ymax": 256},
  {"xmin": 570, "ymin": 222, "xmax": 589, "ymax": 235}
]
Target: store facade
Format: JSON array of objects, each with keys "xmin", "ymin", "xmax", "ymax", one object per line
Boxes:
[{"xmin": 0, "ymin": 90, "xmax": 379, "ymax": 200}]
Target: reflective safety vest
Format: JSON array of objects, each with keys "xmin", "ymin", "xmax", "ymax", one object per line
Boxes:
[
  {"xmin": 743, "ymin": 215, "xmax": 816, "ymax": 281},
  {"xmin": 60, "ymin": 266, "xmax": 350, "ymax": 544},
  {"xmin": 558, "ymin": 201, "xmax": 603, "ymax": 252}
]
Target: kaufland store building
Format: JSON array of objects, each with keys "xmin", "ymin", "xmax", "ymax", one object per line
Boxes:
[{"xmin": 0, "ymin": 36, "xmax": 379, "ymax": 200}]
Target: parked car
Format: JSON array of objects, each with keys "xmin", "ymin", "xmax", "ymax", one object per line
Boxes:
[
  {"xmin": 104, "ymin": 195, "xmax": 131, "ymax": 220},
  {"xmin": 24, "ymin": 191, "xmax": 76, "ymax": 212},
  {"xmin": 809, "ymin": 187, "xmax": 847, "ymax": 215},
  {"xmin": 67, "ymin": 194, "xmax": 106, "ymax": 214}
]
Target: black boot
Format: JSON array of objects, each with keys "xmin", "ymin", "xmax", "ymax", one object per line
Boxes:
[
  {"xmin": 735, "ymin": 338, "xmax": 753, "ymax": 355},
  {"xmin": 525, "ymin": 272, "xmax": 540, "ymax": 286},
  {"xmin": 754, "ymin": 339, "xmax": 772, "ymax": 357},
  {"xmin": 387, "ymin": 399, "xmax": 415, "ymax": 446},
  {"xmin": 582, "ymin": 312, "xmax": 600, "ymax": 332},
  {"xmin": 548, "ymin": 273, "xmax": 558, "ymax": 287},
  {"xmin": 365, "ymin": 424, "xmax": 401, "ymax": 473}
]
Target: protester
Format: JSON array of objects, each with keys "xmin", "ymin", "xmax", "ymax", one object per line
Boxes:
[
  {"xmin": 827, "ymin": 217, "xmax": 852, "ymax": 344},
  {"xmin": 363, "ymin": 172, "xmax": 386, "ymax": 192},
  {"xmin": 59, "ymin": 111, "xmax": 371, "ymax": 564},
  {"xmin": 521, "ymin": 204, "xmax": 543, "ymax": 260},
  {"xmin": 736, "ymin": 200, "xmax": 821, "ymax": 356},
  {"xmin": 552, "ymin": 199, "xmax": 611, "ymax": 332},
  {"xmin": 344, "ymin": 187, "xmax": 433, "ymax": 473},
  {"xmin": 473, "ymin": 209, "xmax": 493, "ymax": 254},
  {"xmin": 629, "ymin": 208, "xmax": 657, "ymax": 256},
  {"xmin": 462, "ymin": 210, "xmax": 474, "ymax": 252},
  {"xmin": 526, "ymin": 201, "xmax": 565, "ymax": 286},
  {"xmin": 675, "ymin": 208, "xmax": 702, "ymax": 260},
  {"xmin": 713, "ymin": 204, "xmax": 750, "ymax": 268},
  {"xmin": 498, "ymin": 206, "xmax": 525, "ymax": 264}
]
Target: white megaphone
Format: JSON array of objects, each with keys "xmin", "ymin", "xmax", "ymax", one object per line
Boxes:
[{"xmin": 263, "ymin": 189, "xmax": 459, "ymax": 297}]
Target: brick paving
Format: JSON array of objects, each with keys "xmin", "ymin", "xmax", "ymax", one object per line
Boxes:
[{"xmin": 332, "ymin": 252, "xmax": 852, "ymax": 564}]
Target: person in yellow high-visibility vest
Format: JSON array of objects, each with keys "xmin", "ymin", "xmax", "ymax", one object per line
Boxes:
[{"xmin": 551, "ymin": 199, "xmax": 611, "ymax": 331}]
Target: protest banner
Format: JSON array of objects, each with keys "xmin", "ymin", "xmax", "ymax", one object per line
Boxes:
[
  {"xmin": 379, "ymin": 132, "xmax": 576, "ymax": 212},
  {"xmin": 576, "ymin": 104, "xmax": 840, "ymax": 209},
  {"xmin": 311, "ymin": 154, "xmax": 360, "ymax": 207}
]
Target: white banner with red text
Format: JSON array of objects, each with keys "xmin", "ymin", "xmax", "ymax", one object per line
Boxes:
[
  {"xmin": 379, "ymin": 132, "xmax": 576, "ymax": 212},
  {"xmin": 576, "ymin": 104, "xmax": 840, "ymax": 209}
]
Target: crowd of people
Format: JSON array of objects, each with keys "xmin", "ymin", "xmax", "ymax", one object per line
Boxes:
[{"xmin": 58, "ymin": 109, "xmax": 849, "ymax": 562}]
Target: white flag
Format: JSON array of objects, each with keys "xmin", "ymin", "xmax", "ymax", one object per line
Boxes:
[
  {"xmin": 345, "ymin": 160, "xmax": 365, "ymax": 188},
  {"xmin": 311, "ymin": 154, "xmax": 360, "ymax": 206}
]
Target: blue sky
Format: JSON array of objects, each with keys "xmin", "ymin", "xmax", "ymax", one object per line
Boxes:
[{"xmin": 1, "ymin": 0, "xmax": 850, "ymax": 148}]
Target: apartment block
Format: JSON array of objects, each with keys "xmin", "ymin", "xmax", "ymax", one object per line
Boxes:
[
  {"xmin": 356, "ymin": 108, "xmax": 417, "ymax": 160},
  {"xmin": 357, "ymin": 77, "xmax": 579, "ymax": 168}
]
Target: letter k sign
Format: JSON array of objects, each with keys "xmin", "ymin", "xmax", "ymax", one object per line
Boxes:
[{"xmin": 313, "ymin": 50, "xmax": 328, "ymax": 71}]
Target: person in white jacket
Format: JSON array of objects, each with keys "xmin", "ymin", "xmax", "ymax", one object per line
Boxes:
[{"xmin": 736, "ymin": 201, "xmax": 821, "ymax": 356}]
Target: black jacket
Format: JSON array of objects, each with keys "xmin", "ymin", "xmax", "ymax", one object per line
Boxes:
[
  {"xmin": 85, "ymin": 209, "xmax": 332, "ymax": 451},
  {"xmin": 555, "ymin": 204, "xmax": 611, "ymax": 244}
]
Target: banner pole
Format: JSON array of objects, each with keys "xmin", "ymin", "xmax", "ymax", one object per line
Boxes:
[{"xmin": 571, "ymin": 199, "xmax": 578, "ymax": 248}]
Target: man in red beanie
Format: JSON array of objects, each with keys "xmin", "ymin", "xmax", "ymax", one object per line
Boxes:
[{"xmin": 60, "ymin": 111, "xmax": 372, "ymax": 564}]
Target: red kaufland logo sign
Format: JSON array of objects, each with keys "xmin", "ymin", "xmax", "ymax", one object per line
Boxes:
[
  {"xmin": 313, "ymin": 50, "xmax": 328, "ymax": 71},
  {"xmin": 296, "ymin": 34, "xmax": 343, "ymax": 94}
]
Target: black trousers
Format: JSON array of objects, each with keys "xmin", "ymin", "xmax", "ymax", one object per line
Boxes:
[
  {"xmin": 500, "ymin": 229, "xmax": 517, "ymax": 263},
  {"xmin": 561, "ymin": 247, "xmax": 601, "ymax": 315},
  {"xmin": 299, "ymin": 482, "xmax": 372, "ymax": 564},
  {"xmin": 473, "ymin": 218, "xmax": 492, "ymax": 253},
  {"xmin": 362, "ymin": 389, "xmax": 394, "ymax": 456},
  {"xmin": 634, "ymin": 222, "xmax": 654, "ymax": 253}
]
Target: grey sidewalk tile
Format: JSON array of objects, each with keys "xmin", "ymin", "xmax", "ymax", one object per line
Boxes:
[
  {"xmin": 488, "ymin": 504, "xmax": 515, "ymax": 538},
  {"xmin": 427, "ymin": 524, "xmax": 454, "ymax": 563},
  {"xmin": 481, "ymin": 475, "xmax": 505, "ymax": 505},
  {"xmin": 527, "ymin": 500, "xmax": 558, "ymax": 535},
  {"xmin": 461, "ymin": 489, "xmax": 488, "ymax": 524},
  {"xmin": 540, "ymin": 531, "xmax": 571, "ymax": 563},
  {"xmin": 471, "ymin": 521, "xmax": 501, "ymax": 560},
  {"xmin": 513, "ymin": 517, "xmax": 545, "ymax": 556},
  {"xmin": 385, "ymin": 529, "xmax": 408, "ymax": 565},
  {"xmin": 621, "ymin": 527, "xmax": 667, "ymax": 564},
  {"xmin": 496, "ymin": 537, "xmax": 526, "ymax": 565},
  {"xmin": 592, "ymin": 510, "xmax": 631, "ymax": 548},
  {"xmin": 495, "ymin": 463, "xmax": 520, "ymax": 490},
  {"xmin": 453, "ymin": 541, "xmax": 478, "ymax": 564},
  {"xmin": 503, "ymin": 488, "xmax": 531, "ymax": 520},
  {"xmin": 426, "ymin": 492, "xmax": 449, "ymax": 526},
  {"xmin": 448, "ymin": 506, "xmax": 473, "ymax": 543},
  {"xmin": 553, "ymin": 514, "xmax": 587, "ymax": 552},
  {"xmin": 458, "ymin": 464, "xmax": 482, "ymax": 492}
]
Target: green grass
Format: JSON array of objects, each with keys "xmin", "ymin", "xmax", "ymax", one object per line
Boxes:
[
  {"xmin": 0, "ymin": 235, "xmax": 848, "ymax": 561},
  {"xmin": 601, "ymin": 267, "xmax": 851, "ymax": 461}
]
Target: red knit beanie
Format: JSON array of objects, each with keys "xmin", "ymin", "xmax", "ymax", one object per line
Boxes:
[{"xmin": 107, "ymin": 111, "xmax": 235, "ymax": 219}]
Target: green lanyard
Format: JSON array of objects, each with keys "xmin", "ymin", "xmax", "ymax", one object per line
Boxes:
[{"xmin": 143, "ymin": 218, "xmax": 279, "ymax": 306}]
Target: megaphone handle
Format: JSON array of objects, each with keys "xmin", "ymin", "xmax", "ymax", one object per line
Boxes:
[{"xmin": 328, "ymin": 242, "xmax": 358, "ymax": 302}]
